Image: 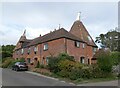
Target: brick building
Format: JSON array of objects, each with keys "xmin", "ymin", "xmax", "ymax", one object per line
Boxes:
[{"xmin": 13, "ymin": 13, "xmax": 98, "ymax": 65}]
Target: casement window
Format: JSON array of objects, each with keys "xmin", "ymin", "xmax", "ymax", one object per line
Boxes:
[
  {"xmin": 82, "ymin": 43, "xmax": 85, "ymax": 49},
  {"xmin": 27, "ymin": 58, "xmax": 31, "ymax": 63},
  {"xmin": 80, "ymin": 57, "xmax": 85, "ymax": 64},
  {"xmin": 16, "ymin": 51, "xmax": 19, "ymax": 55},
  {"xmin": 93, "ymin": 47, "xmax": 97, "ymax": 55},
  {"xmin": 34, "ymin": 46, "xmax": 38, "ymax": 54},
  {"xmin": 28, "ymin": 48, "xmax": 30, "ymax": 54},
  {"xmin": 21, "ymin": 49, "xmax": 24, "ymax": 55},
  {"xmin": 46, "ymin": 57, "xmax": 49, "ymax": 65},
  {"xmin": 75, "ymin": 41, "xmax": 80, "ymax": 48},
  {"xmin": 44, "ymin": 43, "xmax": 48, "ymax": 50}
]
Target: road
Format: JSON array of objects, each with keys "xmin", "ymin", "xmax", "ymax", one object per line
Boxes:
[
  {"xmin": 1, "ymin": 68, "xmax": 119, "ymax": 87},
  {"xmin": 77, "ymin": 80, "xmax": 118, "ymax": 86},
  {"xmin": 2, "ymin": 68, "xmax": 73, "ymax": 86}
]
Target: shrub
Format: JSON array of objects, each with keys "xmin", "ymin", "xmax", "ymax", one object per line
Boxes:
[
  {"xmin": 58, "ymin": 59, "xmax": 75, "ymax": 72},
  {"xmin": 35, "ymin": 61, "xmax": 40, "ymax": 68},
  {"xmin": 110, "ymin": 51, "xmax": 120, "ymax": 65},
  {"xmin": 18, "ymin": 57, "xmax": 25, "ymax": 62},
  {"xmin": 69, "ymin": 68, "xmax": 82, "ymax": 80},
  {"xmin": 48, "ymin": 57, "xmax": 60, "ymax": 73},
  {"xmin": 48, "ymin": 53, "xmax": 75, "ymax": 73},
  {"xmin": 57, "ymin": 53, "xmax": 74, "ymax": 61},
  {"xmin": 90, "ymin": 64, "xmax": 102, "ymax": 78},
  {"xmin": 2, "ymin": 58, "xmax": 14, "ymax": 68},
  {"xmin": 7, "ymin": 58, "xmax": 25, "ymax": 68},
  {"xmin": 97, "ymin": 49, "xmax": 112, "ymax": 73}
]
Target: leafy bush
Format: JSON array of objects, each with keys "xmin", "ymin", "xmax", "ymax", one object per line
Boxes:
[
  {"xmin": 48, "ymin": 53, "xmax": 75, "ymax": 73},
  {"xmin": 57, "ymin": 59, "xmax": 84, "ymax": 80},
  {"xmin": 35, "ymin": 61, "xmax": 40, "ymax": 68},
  {"xmin": 58, "ymin": 59, "xmax": 74, "ymax": 72},
  {"xmin": 2, "ymin": 58, "xmax": 14, "ymax": 68},
  {"xmin": 2, "ymin": 57, "xmax": 25, "ymax": 68},
  {"xmin": 57, "ymin": 53, "xmax": 74, "ymax": 61},
  {"xmin": 69, "ymin": 68, "xmax": 82, "ymax": 80},
  {"xmin": 110, "ymin": 51, "xmax": 120, "ymax": 65},
  {"xmin": 81, "ymin": 68, "xmax": 92, "ymax": 79},
  {"xmin": 97, "ymin": 50, "xmax": 112, "ymax": 73},
  {"xmin": 1, "ymin": 51, "xmax": 12, "ymax": 59},
  {"xmin": 48, "ymin": 57, "xmax": 60, "ymax": 73}
]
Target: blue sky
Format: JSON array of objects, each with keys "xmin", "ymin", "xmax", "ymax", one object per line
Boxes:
[{"xmin": 0, "ymin": 2, "xmax": 118, "ymax": 46}]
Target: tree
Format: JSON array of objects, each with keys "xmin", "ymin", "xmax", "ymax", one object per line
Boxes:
[
  {"xmin": 97, "ymin": 49, "xmax": 112, "ymax": 73},
  {"xmin": 95, "ymin": 27, "xmax": 119, "ymax": 51},
  {"xmin": 1, "ymin": 45, "xmax": 15, "ymax": 58}
]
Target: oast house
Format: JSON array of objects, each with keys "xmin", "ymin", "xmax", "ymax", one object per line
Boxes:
[{"xmin": 13, "ymin": 13, "xmax": 98, "ymax": 65}]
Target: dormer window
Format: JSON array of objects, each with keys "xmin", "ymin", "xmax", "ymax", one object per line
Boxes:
[
  {"xmin": 44, "ymin": 43, "xmax": 48, "ymax": 50},
  {"xmin": 75, "ymin": 41, "xmax": 80, "ymax": 48}
]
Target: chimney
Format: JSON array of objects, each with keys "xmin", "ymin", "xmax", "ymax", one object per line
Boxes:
[
  {"xmin": 39, "ymin": 34, "xmax": 41, "ymax": 37},
  {"xmin": 76, "ymin": 12, "xmax": 81, "ymax": 21},
  {"xmin": 54, "ymin": 29, "xmax": 56, "ymax": 31}
]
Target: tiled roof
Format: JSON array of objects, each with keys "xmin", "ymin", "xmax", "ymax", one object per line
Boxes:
[
  {"xmin": 27, "ymin": 28, "xmax": 84, "ymax": 47},
  {"xmin": 92, "ymin": 48, "xmax": 111, "ymax": 59},
  {"xmin": 70, "ymin": 20, "xmax": 97, "ymax": 47}
]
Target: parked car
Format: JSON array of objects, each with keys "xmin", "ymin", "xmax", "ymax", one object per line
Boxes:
[{"xmin": 12, "ymin": 62, "xmax": 28, "ymax": 71}]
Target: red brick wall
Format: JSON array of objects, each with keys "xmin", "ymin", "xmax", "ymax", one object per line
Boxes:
[
  {"xmin": 13, "ymin": 38, "xmax": 66, "ymax": 65},
  {"xmin": 13, "ymin": 38, "xmax": 94, "ymax": 65},
  {"xmin": 66, "ymin": 39, "xmax": 94, "ymax": 64}
]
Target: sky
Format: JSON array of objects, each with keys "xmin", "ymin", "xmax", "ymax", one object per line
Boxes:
[{"xmin": 0, "ymin": 1, "xmax": 118, "ymax": 46}]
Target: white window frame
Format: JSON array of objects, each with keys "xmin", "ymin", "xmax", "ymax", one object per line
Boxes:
[
  {"xmin": 80, "ymin": 57, "xmax": 85, "ymax": 64},
  {"xmin": 46, "ymin": 57, "xmax": 49, "ymax": 65},
  {"xmin": 75, "ymin": 41, "xmax": 80, "ymax": 48},
  {"xmin": 28, "ymin": 48, "xmax": 31, "ymax": 54},
  {"xmin": 34, "ymin": 46, "xmax": 38, "ymax": 52},
  {"xmin": 44, "ymin": 43, "xmax": 48, "ymax": 50},
  {"xmin": 82, "ymin": 43, "xmax": 85, "ymax": 49},
  {"xmin": 21, "ymin": 48, "xmax": 24, "ymax": 54}
]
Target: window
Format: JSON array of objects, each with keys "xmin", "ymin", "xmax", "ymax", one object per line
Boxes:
[
  {"xmin": 21, "ymin": 49, "xmax": 24, "ymax": 55},
  {"xmin": 16, "ymin": 51, "xmax": 19, "ymax": 55},
  {"xmin": 28, "ymin": 48, "xmax": 30, "ymax": 54},
  {"xmin": 75, "ymin": 41, "xmax": 80, "ymax": 47},
  {"xmin": 44, "ymin": 43, "xmax": 48, "ymax": 50},
  {"xmin": 80, "ymin": 57, "xmax": 85, "ymax": 64},
  {"xmin": 46, "ymin": 57, "xmax": 49, "ymax": 65},
  {"xmin": 93, "ymin": 47, "xmax": 97, "ymax": 55},
  {"xmin": 88, "ymin": 59, "xmax": 90, "ymax": 64},
  {"xmin": 27, "ymin": 58, "xmax": 31, "ymax": 63},
  {"xmin": 34, "ymin": 46, "xmax": 38, "ymax": 54},
  {"xmin": 82, "ymin": 43, "xmax": 85, "ymax": 48}
]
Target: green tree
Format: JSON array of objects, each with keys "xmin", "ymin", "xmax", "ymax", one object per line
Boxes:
[
  {"xmin": 110, "ymin": 51, "xmax": 120, "ymax": 65},
  {"xmin": 1, "ymin": 45, "xmax": 15, "ymax": 58},
  {"xmin": 97, "ymin": 49, "xmax": 112, "ymax": 73},
  {"xmin": 95, "ymin": 27, "xmax": 119, "ymax": 51}
]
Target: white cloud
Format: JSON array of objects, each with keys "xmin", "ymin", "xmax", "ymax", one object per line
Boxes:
[
  {"xmin": 1, "ymin": 2, "xmax": 118, "ymax": 45},
  {"xmin": 0, "ymin": 24, "xmax": 22, "ymax": 45},
  {"xmin": 25, "ymin": 26, "xmax": 51, "ymax": 39}
]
